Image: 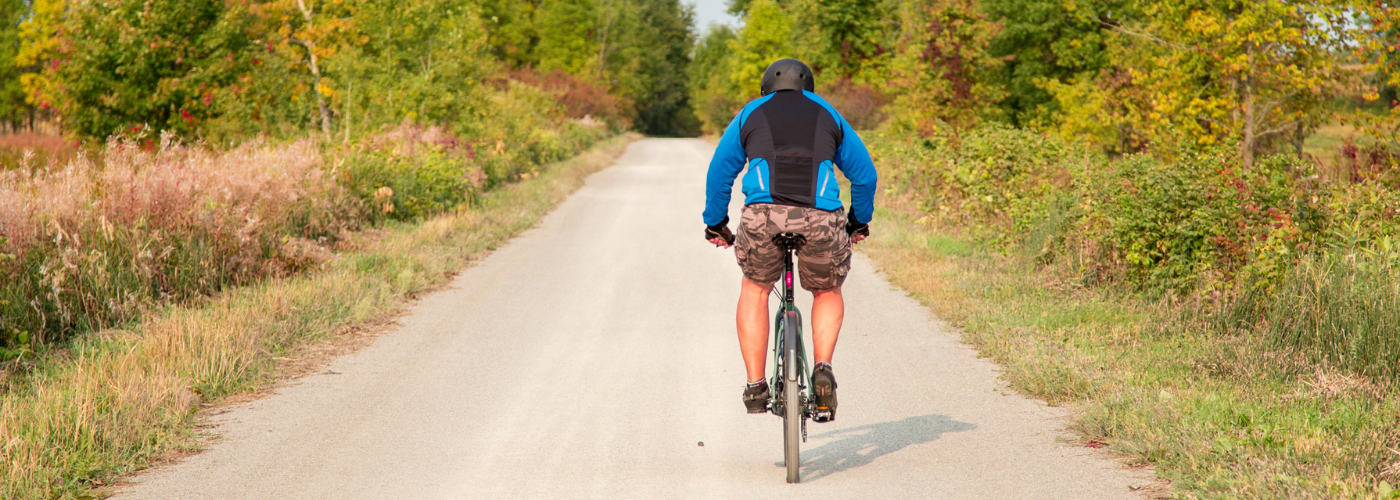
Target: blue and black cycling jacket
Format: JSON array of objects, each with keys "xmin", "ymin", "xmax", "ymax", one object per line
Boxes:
[{"xmin": 702, "ymin": 90, "xmax": 878, "ymax": 227}]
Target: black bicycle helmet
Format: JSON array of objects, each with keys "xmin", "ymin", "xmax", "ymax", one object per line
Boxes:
[{"xmin": 760, "ymin": 58, "xmax": 815, "ymax": 96}]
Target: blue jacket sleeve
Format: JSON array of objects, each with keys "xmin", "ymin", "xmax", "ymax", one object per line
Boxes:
[
  {"xmin": 703, "ymin": 112, "xmax": 748, "ymax": 226},
  {"xmin": 834, "ymin": 119, "xmax": 878, "ymax": 225}
]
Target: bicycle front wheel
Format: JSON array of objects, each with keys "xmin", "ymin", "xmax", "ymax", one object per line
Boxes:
[{"xmin": 783, "ymin": 310, "xmax": 801, "ymax": 483}]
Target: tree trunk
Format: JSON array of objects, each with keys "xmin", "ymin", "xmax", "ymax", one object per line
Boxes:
[
  {"xmin": 596, "ymin": 2, "xmax": 614, "ymax": 81},
  {"xmin": 1294, "ymin": 121, "xmax": 1305, "ymax": 158},
  {"xmin": 1240, "ymin": 74, "xmax": 1255, "ymax": 170},
  {"xmin": 344, "ymin": 78, "xmax": 351, "ymax": 144},
  {"xmin": 296, "ymin": 0, "xmax": 332, "ymax": 136}
]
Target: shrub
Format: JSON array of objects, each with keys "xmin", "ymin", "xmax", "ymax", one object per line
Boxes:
[
  {"xmin": 505, "ymin": 68, "xmax": 634, "ymax": 129},
  {"xmin": 1081, "ymin": 151, "xmax": 1322, "ymax": 292},
  {"xmin": 468, "ymin": 81, "xmax": 612, "ymax": 187},
  {"xmin": 874, "ymin": 124, "xmax": 1084, "ymax": 247},
  {"xmin": 821, "ymin": 79, "xmax": 889, "ymax": 131},
  {"xmin": 340, "ymin": 125, "xmax": 484, "ymax": 224},
  {"xmin": 875, "ymin": 122, "xmax": 1400, "ymax": 384},
  {"xmin": 875, "ymin": 125, "xmax": 1331, "ymax": 293}
]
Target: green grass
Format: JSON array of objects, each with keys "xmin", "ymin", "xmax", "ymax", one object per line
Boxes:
[
  {"xmin": 861, "ymin": 197, "xmax": 1400, "ymax": 499},
  {"xmin": 0, "ymin": 133, "xmax": 639, "ymax": 500}
]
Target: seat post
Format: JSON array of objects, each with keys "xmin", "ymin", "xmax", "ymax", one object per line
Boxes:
[{"xmin": 772, "ymin": 233, "xmax": 805, "ymax": 305}]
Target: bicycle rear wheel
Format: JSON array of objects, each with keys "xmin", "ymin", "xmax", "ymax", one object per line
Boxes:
[{"xmin": 783, "ymin": 310, "xmax": 801, "ymax": 483}]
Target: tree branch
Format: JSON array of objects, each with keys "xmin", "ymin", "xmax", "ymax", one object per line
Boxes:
[{"xmin": 1097, "ymin": 19, "xmax": 1198, "ymax": 52}]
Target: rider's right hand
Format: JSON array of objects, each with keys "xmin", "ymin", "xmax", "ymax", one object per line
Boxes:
[{"xmin": 706, "ymin": 217, "xmax": 735, "ymax": 248}]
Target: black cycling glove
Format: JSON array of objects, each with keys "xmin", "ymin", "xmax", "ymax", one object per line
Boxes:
[
  {"xmin": 845, "ymin": 210, "xmax": 870, "ymax": 238},
  {"xmin": 705, "ymin": 217, "xmax": 736, "ymax": 245}
]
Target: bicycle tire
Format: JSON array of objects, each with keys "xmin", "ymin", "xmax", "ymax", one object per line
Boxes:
[{"xmin": 783, "ymin": 310, "xmax": 801, "ymax": 483}]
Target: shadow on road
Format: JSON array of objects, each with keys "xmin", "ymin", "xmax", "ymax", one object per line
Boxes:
[{"xmin": 780, "ymin": 414, "xmax": 976, "ymax": 482}]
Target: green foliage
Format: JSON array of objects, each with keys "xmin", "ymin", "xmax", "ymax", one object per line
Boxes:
[
  {"xmin": 729, "ymin": 0, "xmax": 794, "ymax": 98},
  {"xmin": 531, "ymin": 0, "xmax": 697, "ymax": 134},
  {"xmin": 1085, "ymin": 151, "xmax": 1318, "ymax": 291},
  {"xmin": 341, "ymin": 135, "xmax": 480, "ymax": 223},
  {"xmin": 689, "ymin": 24, "xmax": 739, "ymax": 133},
  {"xmin": 535, "ymin": 0, "xmax": 600, "ymax": 76},
  {"xmin": 0, "ymin": 0, "xmax": 29, "ymax": 128},
  {"xmin": 631, "ymin": 0, "xmax": 698, "ymax": 135},
  {"xmin": 332, "ymin": 0, "xmax": 496, "ymax": 134},
  {"xmin": 981, "ymin": 0, "xmax": 1115, "ymax": 126},
  {"xmin": 478, "ymin": 0, "xmax": 539, "ymax": 67},
  {"xmin": 799, "ymin": 0, "xmax": 893, "ymax": 78},
  {"xmin": 876, "ymin": 125, "xmax": 1333, "ymax": 293},
  {"xmin": 882, "ymin": 0, "xmax": 1004, "ymax": 133},
  {"xmin": 48, "ymin": 0, "xmax": 260, "ymax": 138}
]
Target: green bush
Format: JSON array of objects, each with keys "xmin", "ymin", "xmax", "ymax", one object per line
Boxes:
[
  {"xmin": 1083, "ymin": 151, "xmax": 1323, "ymax": 292},
  {"xmin": 341, "ymin": 134, "xmax": 481, "ymax": 223},
  {"xmin": 876, "ymin": 126, "xmax": 1331, "ymax": 293},
  {"xmin": 875, "ymin": 123, "xmax": 1400, "ymax": 385}
]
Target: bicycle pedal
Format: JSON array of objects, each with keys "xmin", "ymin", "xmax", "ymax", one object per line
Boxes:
[{"xmin": 812, "ymin": 408, "xmax": 835, "ymax": 423}]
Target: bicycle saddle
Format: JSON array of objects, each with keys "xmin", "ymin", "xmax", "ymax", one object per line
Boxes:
[{"xmin": 771, "ymin": 232, "xmax": 807, "ymax": 250}]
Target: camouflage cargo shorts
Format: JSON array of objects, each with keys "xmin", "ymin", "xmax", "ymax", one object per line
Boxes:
[{"xmin": 735, "ymin": 203, "xmax": 851, "ymax": 291}]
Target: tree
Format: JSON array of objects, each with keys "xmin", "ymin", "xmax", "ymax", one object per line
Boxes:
[
  {"xmin": 41, "ymin": 0, "xmax": 261, "ymax": 138},
  {"xmin": 883, "ymin": 0, "xmax": 1003, "ymax": 134},
  {"xmin": 279, "ymin": 0, "xmax": 354, "ymax": 135},
  {"xmin": 801, "ymin": 0, "xmax": 890, "ymax": 78},
  {"xmin": 982, "ymin": 0, "xmax": 1116, "ymax": 126},
  {"xmin": 328, "ymin": 0, "xmax": 495, "ymax": 134},
  {"xmin": 1353, "ymin": 3, "xmax": 1400, "ymax": 150},
  {"xmin": 631, "ymin": 0, "xmax": 696, "ymax": 135},
  {"xmin": 690, "ymin": 24, "xmax": 738, "ymax": 133},
  {"xmin": 1047, "ymin": 0, "xmax": 1359, "ymax": 166},
  {"xmin": 729, "ymin": 0, "xmax": 794, "ymax": 98},
  {"xmin": 535, "ymin": 0, "xmax": 698, "ymax": 133},
  {"xmin": 0, "ymin": 0, "xmax": 28, "ymax": 132},
  {"xmin": 15, "ymin": 0, "xmax": 61, "ymax": 127},
  {"xmin": 478, "ymin": 0, "xmax": 540, "ymax": 67},
  {"xmin": 535, "ymin": 0, "xmax": 601, "ymax": 76}
]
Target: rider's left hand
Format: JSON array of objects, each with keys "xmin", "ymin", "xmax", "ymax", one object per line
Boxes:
[{"xmin": 845, "ymin": 211, "xmax": 870, "ymax": 244}]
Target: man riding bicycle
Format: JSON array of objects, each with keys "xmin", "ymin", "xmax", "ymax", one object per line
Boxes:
[{"xmin": 702, "ymin": 58, "xmax": 878, "ymax": 421}]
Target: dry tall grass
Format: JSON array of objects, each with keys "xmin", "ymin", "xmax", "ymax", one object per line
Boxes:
[
  {"xmin": 0, "ymin": 133, "xmax": 78, "ymax": 169},
  {"xmin": 0, "ymin": 133, "xmax": 638, "ymax": 499},
  {"xmin": 0, "ymin": 135, "xmax": 352, "ymax": 348}
]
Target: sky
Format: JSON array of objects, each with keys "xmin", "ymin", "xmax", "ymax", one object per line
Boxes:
[{"xmin": 687, "ymin": 0, "xmax": 740, "ymax": 32}]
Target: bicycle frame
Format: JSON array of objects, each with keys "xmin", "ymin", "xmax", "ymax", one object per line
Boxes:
[{"xmin": 769, "ymin": 237, "xmax": 809, "ymax": 432}]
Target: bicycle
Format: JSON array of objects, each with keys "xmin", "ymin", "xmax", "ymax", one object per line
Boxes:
[{"xmin": 767, "ymin": 232, "xmax": 834, "ymax": 483}]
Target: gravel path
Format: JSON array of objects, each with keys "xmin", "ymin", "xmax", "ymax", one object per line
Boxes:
[{"xmin": 115, "ymin": 138, "xmax": 1152, "ymax": 499}]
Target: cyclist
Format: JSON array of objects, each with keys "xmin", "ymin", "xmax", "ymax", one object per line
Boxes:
[{"xmin": 702, "ymin": 58, "xmax": 878, "ymax": 421}]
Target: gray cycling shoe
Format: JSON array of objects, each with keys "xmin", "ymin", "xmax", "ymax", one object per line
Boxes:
[
  {"xmin": 812, "ymin": 362, "xmax": 837, "ymax": 422},
  {"xmin": 743, "ymin": 381, "xmax": 770, "ymax": 413}
]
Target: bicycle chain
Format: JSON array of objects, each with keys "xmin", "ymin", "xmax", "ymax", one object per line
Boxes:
[{"xmin": 801, "ymin": 394, "xmax": 808, "ymax": 442}]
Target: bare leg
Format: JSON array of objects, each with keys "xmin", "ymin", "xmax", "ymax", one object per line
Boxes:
[
  {"xmin": 737, "ymin": 277, "xmax": 773, "ymax": 382},
  {"xmin": 810, "ymin": 286, "xmax": 843, "ymax": 364}
]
